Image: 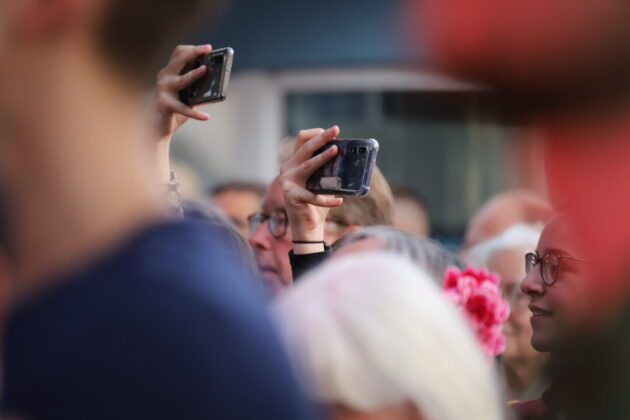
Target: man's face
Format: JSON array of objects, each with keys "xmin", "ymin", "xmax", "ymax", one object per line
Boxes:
[
  {"xmin": 212, "ymin": 190, "xmax": 262, "ymax": 237},
  {"xmin": 489, "ymin": 246, "xmax": 543, "ymax": 363},
  {"xmin": 392, "ymin": 197, "xmax": 430, "ymax": 237},
  {"xmin": 248, "ymin": 178, "xmax": 293, "ymax": 296},
  {"xmin": 520, "ymin": 216, "xmax": 591, "ymax": 351}
]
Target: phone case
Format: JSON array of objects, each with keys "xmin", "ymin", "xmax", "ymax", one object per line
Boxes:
[
  {"xmin": 306, "ymin": 138, "xmax": 379, "ymax": 197},
  {"xmin": 179, "ymin": 47, "xmax": 234, "ymax": 106}
]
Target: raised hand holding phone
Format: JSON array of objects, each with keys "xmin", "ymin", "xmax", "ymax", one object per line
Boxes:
[
  {"xmin": 279, "ymin": 127, "xmax": 344, "ymax": 254},
  {"xmin": 154, "ymin": 44, "xmax": 214, "ymax": 140}
]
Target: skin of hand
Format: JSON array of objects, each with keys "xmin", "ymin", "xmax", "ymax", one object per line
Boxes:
[
  {"xmin": 153, "ymin": 44, "xmax": 213, "ymax": 183},
  {"xmin": 155, "ymin": 44, "xmax": 213, "ymax": 139},
  {"xmin": 279, "ymin": 126, "xmax": 344, "ymax": 254}
]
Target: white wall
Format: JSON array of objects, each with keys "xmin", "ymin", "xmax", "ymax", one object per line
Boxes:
[{"xmin": 172, "ymin": 67, "xmax": 481, "ymax": 193}]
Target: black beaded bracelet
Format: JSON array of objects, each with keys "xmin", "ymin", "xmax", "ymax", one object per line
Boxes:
[{"xmin": 292, "ymin": 240, "xmax": 326, "ymax": 244}]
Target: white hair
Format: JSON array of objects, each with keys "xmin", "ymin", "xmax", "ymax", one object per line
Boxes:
[
  {"xmin": 465, "ymin": 223, "xmax": 543, "ymax": 269},
  {"xmin": 272, "ymin": 252, "xmax": 504, "ymax": 420}
]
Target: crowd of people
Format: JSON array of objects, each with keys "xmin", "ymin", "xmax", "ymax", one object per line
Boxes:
[{"xmin": 0, "ymin": 0, "xmax": 626, "ymax": 419}]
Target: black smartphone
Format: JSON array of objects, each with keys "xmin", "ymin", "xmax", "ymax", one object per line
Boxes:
[
  {"xmin": 179, "ymin": 47, "xmax": 234, "ymax": 106},
  {"xmin": 306, "ymin": 138, "xmax": 379, "ymax": 197}
]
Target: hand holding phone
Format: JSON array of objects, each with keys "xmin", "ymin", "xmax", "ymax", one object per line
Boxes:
[
  {"xmin": 154, "ymin": 44, "xmax": 214, "ymax": 139},
  {"xmin": 279, "ymin": 127, "xmax": 345, "ymax": 249}
]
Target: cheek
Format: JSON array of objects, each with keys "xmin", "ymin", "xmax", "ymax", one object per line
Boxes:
[
  {"xmin": 508, "ymin": 307, "xmax": 532, "ymax": 332},
  {"xmin": 271, "ymin": 240, "xmax": 293, "ymax": 273}
]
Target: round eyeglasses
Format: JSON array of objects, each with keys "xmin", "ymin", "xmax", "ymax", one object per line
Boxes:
[
  {"xmin": 247, "ymin": 209, "xmax": 288, "ymax": 239},
  {"xmin": 525, "ymin": 251, "xmax": 588, "ymax": 286}
]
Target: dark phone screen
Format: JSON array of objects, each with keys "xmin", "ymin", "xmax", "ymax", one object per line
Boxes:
[
  {"xmin": 306, "ymin": 140, "xmax": 377, "ymax": 195},
  {"xmin": 199, "ymin": 54, "xmax": 224, "ymax": 100},
  {"xmin": 179, "ymin": 51, "xmax": 228, "ymax": 105}
]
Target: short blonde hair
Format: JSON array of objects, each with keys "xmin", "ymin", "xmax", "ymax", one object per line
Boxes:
[{"xmin": 273, "ymin": 252, "xmax": 504, "ymax": 420}]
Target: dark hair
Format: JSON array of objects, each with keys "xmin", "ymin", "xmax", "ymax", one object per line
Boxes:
[
  {"xmin": 98, "ymin": 0, "xmax": 222, "ymax": 85},
  {"xmin": 332, "ymin": 226, "xmax": 464, "ymax": 284},
  {"xmin": 209, "ymin": 181, "xmax": 267, "ymax": 198}
]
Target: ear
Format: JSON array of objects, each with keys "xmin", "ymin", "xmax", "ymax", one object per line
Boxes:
[{"xmin": 16, "ymin": 0, "xmax": 90, "ymax": 38}]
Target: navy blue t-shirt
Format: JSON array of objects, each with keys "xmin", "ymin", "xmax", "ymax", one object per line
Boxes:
[{"xmin": 1, "ymin": 220, "xmax": 318, "ymax": 420}]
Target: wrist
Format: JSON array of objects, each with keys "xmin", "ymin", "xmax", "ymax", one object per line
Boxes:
[
  {"xmin": 293, "ymin": 242, "xmax": 326, "ymax": 255},
  {"xmin": 289, "ymin": 223, "xmax": 325, "ymax": 243}
]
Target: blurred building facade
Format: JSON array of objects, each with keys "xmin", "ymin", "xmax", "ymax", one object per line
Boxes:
[{"xmin": 172, "ymin": 0, "xmax": 546, "ymax": 241}]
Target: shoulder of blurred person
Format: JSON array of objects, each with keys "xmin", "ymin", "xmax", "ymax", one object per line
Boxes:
[
  {"xmin": 0, "ymin": 0, "xmax": 319, "ymax": 418},
  {"xmin": 464, "ymin": 190, "xmax": 553, "ymax": 250},
  {"xmin": 181, "ymin": 199, "xmax": 262, "ymax": 284},
  {"xmin": 2, "ymin": 219, "xmax": 317, "ymax": 419}
]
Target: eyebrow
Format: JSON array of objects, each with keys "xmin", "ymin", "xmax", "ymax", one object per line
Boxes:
[{"xmin": 538, "ymin": 247, "xmax": 578, "ymax": 258}]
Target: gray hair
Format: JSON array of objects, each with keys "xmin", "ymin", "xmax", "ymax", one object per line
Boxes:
[
  {"xmin": 332, "ymin": 226, "xmax": 464, "ymax": 284},
  {"xmin": 464, "ymin": 223, "xmax": 542, "ymax": 269}
]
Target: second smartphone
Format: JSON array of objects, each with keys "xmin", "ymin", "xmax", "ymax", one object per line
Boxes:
[{"xmin": 306, "ymin": 138, "xmax": 380, "ymax": 197}]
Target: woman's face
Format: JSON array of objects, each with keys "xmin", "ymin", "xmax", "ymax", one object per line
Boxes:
[
  {"xmin": 520, "ymin": 217, "xmax": 591, "ymax": 352},
  {"xmin": 488, "ymin": 246, "xmax": 542, "ymax": 363}
]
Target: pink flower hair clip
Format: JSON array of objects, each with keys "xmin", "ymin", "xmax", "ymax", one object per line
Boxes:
[{"xmin": 443, "ymin": 266, "xmax": 510, "ymax": 359}]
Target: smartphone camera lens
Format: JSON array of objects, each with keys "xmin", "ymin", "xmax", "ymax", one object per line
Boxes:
[{"xmin": 359, "ymin": 147, "xmax": 367, "ymax": 154}]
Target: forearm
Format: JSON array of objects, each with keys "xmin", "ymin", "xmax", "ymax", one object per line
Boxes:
[{"xmin": 156, "ymin": 136, "xmax": 173, "ymax": 185}]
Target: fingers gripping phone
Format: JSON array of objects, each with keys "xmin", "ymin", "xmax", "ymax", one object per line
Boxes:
[
  {"xmin": 179, "ymin": 47, "xmax": 234, "ymax": 106},
  {"xmin": 306, "ymin": 139, "xmax": 380, "ymax": 197}
]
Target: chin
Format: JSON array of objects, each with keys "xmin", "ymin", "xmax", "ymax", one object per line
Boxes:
[
  {"xmin": 260, "ymin": 272, "xmax": 285, "ymax": 296},
  {"xmin": 530, "ymin": 335, "xmax": 552, "ymax": 353}
]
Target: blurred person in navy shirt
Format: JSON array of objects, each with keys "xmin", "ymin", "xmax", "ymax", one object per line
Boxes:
[{"xmin": 0, "ymin": 1, "xmax": 318, "ymax": 419}]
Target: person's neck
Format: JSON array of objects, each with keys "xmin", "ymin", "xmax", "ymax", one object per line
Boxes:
[
  {"xmin": 504, "ymin": 353, "xmax": 549, "ymax": 398},
  {"xmin": 0, "ymin": 47, "xmax": 169, "ymax": 299}
]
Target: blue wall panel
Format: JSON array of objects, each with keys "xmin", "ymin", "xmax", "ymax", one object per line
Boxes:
[{"xmin": 192, "ymin": 0, "xmax": 421, "ymax": 71}]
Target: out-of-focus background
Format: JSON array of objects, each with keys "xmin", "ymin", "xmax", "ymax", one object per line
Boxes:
[{"xmin": 173, "ymin": 0, "xmax": 546, "ymax": 244}]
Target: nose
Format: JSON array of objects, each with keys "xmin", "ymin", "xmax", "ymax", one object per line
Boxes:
[
  {"xmin": 248, "ymin": 220, "xmax": 271, "ymax": 251},
  {"xmin": 521, "ymin": 264, "xmax": 545, "ymax": 297}
]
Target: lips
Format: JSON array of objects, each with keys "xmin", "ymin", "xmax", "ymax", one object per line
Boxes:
[{"xmin": 529, "ymin": 304, "xmax": 553, "ymax": 317}]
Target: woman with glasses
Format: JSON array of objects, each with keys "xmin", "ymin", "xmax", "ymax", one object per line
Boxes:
[
  {"xmin": 466, "ymin": 224, "xmax": 550, "ymax": 402},
  {"xmin": 511, "ymin": 215, "xmax": 591, "ymax": 420}
]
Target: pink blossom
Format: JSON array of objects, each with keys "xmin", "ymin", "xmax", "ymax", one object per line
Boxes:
[{"xmin": 443, "ymin": 266, "xmax": 510, "ymax": 359}]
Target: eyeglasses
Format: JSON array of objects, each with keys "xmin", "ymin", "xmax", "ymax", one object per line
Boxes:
[
  {"xmin": 247, "ymin": 209, "xmax": 288, "ymax": 239},
  {"xmin": 525, "ymin": 251, "xmax": 588, "ymax": 286}
]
